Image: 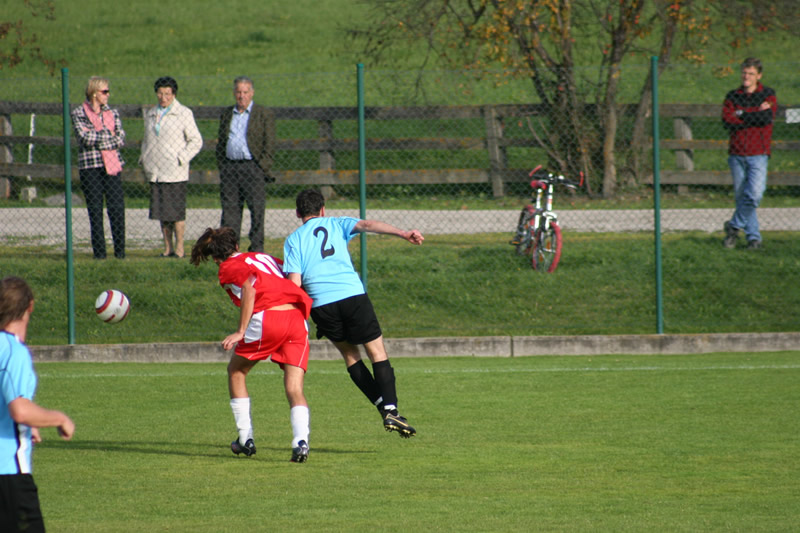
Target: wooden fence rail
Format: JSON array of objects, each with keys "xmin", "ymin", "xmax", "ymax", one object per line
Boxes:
[
  {"xmin": 1, "ymin": 101, "xmax": 798, "ymax": 196},
  {"xmin": 658, "ymin": 103, "xmax": 800, "ymax": 189}
]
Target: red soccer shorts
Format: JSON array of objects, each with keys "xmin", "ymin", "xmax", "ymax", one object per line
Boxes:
[{"xmin": 234, "ymin": 308, "xmax": 310, "ymax": 371}]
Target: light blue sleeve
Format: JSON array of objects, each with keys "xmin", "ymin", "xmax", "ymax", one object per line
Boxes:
[
  {"xmin": 283, "ymin": 231, "xmax": 302, "ymax": 274},
  {"xmin": 1, "ymin": 340, "xmax": 36, "ymax": 406},
  {"xmin": 340, "ymin": 217, "xmax": 361, "ymax": 242}
]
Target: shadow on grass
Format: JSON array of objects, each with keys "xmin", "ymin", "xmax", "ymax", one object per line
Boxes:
[{"xmin": 35, "ymin": 439, "xmax": 378, "ymax": 459}]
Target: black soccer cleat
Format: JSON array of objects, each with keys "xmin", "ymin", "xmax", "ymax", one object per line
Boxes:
[
  {"xmin": 231, "ymin": 438, "xmax": 256, "ymax": 457},
  {"xmin": 383, "ymin": 412, "xmax": 416, "ymax": 438},
  {"xmin": 291, "ymin": 440, "xmax": 309, "ymax": 463}
]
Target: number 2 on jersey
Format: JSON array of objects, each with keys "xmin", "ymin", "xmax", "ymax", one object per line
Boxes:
[{"xmin": 313, "ymin": 227, "xmax": 335, "ymax": 259}]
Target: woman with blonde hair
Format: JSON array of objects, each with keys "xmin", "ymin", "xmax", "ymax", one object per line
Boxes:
[{"xmin": 70, "ymin": 76, "xmax": 126, "ymax": 259}]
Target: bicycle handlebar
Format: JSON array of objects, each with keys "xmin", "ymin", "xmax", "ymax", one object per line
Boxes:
[{"xmin": 529, "ymin": 166, "xmax": 584, "ymax": 190}]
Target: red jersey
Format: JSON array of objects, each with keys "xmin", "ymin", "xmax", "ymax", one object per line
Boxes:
[{"xmin": 218, "ymin": 252, "xmax": 312, "ymax": 319}]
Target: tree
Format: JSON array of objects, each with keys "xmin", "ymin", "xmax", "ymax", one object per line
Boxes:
[
  {"xmin": 1, "ymin": 1, "xmax": 62, "ymax": 75},
  {"xmin": 347, "ymin": 0, "xmax": 799, "ymax": 197}
]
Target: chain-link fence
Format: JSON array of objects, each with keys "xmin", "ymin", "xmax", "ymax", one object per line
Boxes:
[{"xmin": 1, "ymin": 65, "xmax": 798, "ymax": 343}]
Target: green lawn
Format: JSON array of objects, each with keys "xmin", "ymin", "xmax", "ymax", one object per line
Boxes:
[
  {"xmin": 32, "ymin": 353, "xmax": 800, "ymax": 532},
  {"xmin": 2, "ymin": 229, "xmax": 798, "ymax": 346}
]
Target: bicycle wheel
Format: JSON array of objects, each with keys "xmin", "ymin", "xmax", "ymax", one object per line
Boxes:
[
  {"xmin": 531, "ymin": 222, "xmax": 562, "ymax": 272},
  {"xmin": 513, "ymin": 206, "xmax": 535, "ymax": 255}
]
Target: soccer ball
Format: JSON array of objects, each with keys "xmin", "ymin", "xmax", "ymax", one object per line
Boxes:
[{"xmin": 95, "ymin": 289, "xmax": 131, "ymax": 323}]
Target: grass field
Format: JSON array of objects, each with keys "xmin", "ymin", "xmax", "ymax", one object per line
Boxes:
[
  {"xmin": 31, "ymin": 353, "xmax": 800, "ymax": 532},
  {"xmin": 3, "ymin": 229, "xmax": 799, "ymax": 345},
  {"xmin": 3, "ymin": 3, "xmax": 798, "ymax": 531}
]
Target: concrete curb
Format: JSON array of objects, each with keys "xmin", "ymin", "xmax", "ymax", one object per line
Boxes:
[{"xmin": 29, "ymin": 332, "xmax": 800, "ymax": 363}]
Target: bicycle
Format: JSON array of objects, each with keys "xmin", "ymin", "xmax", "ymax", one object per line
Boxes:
[{"xmin": 510, "ymin": 165, "xmax": 584, "ymax": 272}]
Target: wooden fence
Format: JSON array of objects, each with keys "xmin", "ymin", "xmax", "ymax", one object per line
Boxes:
[
  {"xmin": 660, "ymin": 104, "xmax": 800, "ymax": 187},
  {"xmin": 1, "ymin": 101, "xmax": 798, "ymax": 198}
]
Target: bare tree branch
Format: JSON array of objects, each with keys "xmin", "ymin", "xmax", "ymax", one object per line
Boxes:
[
  {"xmin": 0, "ymin": 1, "xmax": 63, "ymax": 75},
  {"xmin": 346, "ymin": 0, "xmax": 800, "ymax": 196}
]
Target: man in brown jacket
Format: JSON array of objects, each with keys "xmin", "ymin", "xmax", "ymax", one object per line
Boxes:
[{"xmin": 216, "ymin": 76, "xmax": 276, "ymax": 252}]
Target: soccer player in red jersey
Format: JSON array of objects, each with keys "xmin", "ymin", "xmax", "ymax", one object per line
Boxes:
[{"xmin": 191, "ymin": 227, "xmax": 313, "ymax": 462}]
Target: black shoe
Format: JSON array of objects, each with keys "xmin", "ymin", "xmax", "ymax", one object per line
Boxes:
[
  {"xmin": 231, "ymin": 438, "xmax": 256, "ymax": 457},
  {"xmin": 747, "ymin": 240, "xmax": 763, "ymax": 250},
  {"xmin": 383, "ymin": 412, "xmax": 416, "ymax": 438},
  {"xmin": 723, "ymin": 221, "xmax": 739, "ymax": 249},
  {"xmin": 291, "ymin": 440, "xmax": 309, "ymax": 463}
]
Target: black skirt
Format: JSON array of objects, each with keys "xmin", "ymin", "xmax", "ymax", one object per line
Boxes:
[{"xmin": 149, "ymin": 181, "xmax": 187, "ymax": 222}]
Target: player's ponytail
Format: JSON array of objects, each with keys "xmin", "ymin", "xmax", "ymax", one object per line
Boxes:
[{"xmin": 190, "ymin": 227, "xmax": 239, "ymax": 266}]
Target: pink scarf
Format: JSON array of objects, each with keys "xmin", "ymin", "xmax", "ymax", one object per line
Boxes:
[{"xmin": 82, "ymin": 101, "xmax": 123, "ymax": 175}]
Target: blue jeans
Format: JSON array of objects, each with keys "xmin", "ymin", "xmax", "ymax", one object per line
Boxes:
[{"xmin": 728, "ymin": 155, "xmax": 768, "ymax": 242}]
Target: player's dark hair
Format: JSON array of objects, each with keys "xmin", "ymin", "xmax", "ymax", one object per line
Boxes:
[
  {"xmin": 190, "ymin": 227, "xmax": 239, "ymax": 266},
  {"xmin": 154, "ymin": 76, "xmax": 178, "ymax": 95},
  {"xmin": 0, "ymin": 276, "xmax": 34, "ymax": 329},
  {"xmin": 296, "ymin": 188, "xmax": 325, "ymax": 218},
  {"xmin": 741, "ymin": 57, "xmax": 763, "ymax": 74}
]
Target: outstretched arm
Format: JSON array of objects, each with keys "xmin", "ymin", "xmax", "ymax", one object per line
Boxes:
[
  {"xmin": 8, "ymin": 397, "xmax": 74, "ymax": 441},
  {"xmin": 353, "ymin": 219, "xmax": 424, "ymax": 245}
]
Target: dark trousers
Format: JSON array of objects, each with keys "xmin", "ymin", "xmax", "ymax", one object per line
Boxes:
[
  {"xmin": 219, "ymin": 159, "xmax": 266, "ymax": 252},
  {"xmin": 80, "ymin": 167, "xmax": 125, "ymax": 259}
]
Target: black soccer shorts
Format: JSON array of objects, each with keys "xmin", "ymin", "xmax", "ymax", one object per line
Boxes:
[
  {"xmin": 0, "ymin": 474, "xmax": 45, "ymax": 533},
  {"xmin": 310, "ymin": 293, "xmax": 382, "ymax": 345}
]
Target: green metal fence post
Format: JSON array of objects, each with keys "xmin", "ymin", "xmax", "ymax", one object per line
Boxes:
[
  {"xmin": 62, "ymin": 67, "xmax": 76, "ymax": 344},
  {"xmin": 652, "ymin": 56, "xmax": 664, "ymax": 334},
  {"xmin": 357, "ymin": 63, "xmax": 368, "ymax": 290}
]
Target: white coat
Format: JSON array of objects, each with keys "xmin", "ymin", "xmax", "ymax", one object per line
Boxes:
[{"xmin": 139, "ymin": 99, "xmax": 203, "ymax": 183}]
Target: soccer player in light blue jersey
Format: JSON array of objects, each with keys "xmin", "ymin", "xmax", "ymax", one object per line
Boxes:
[
  {"xmin": 1, "ymin": 277, "xmax": 74, "ymax": 532},
  {"xmin": 284, "ymin": 189, "xmax": 423, "ymax": 437}
]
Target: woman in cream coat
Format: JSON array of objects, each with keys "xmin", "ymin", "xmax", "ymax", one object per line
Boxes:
[{"xmin": 140, "ymin": 76, "xmax": 203, "ymax": 258}]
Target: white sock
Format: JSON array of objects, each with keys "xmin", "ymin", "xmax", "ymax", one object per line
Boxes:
[
  {"xmin": 230, "ymin": 397, "xmax": 252, "ymax": 444},
  {"xmin": 290, "ymin": 405, "xmax": 310, "ymax": 448}
]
